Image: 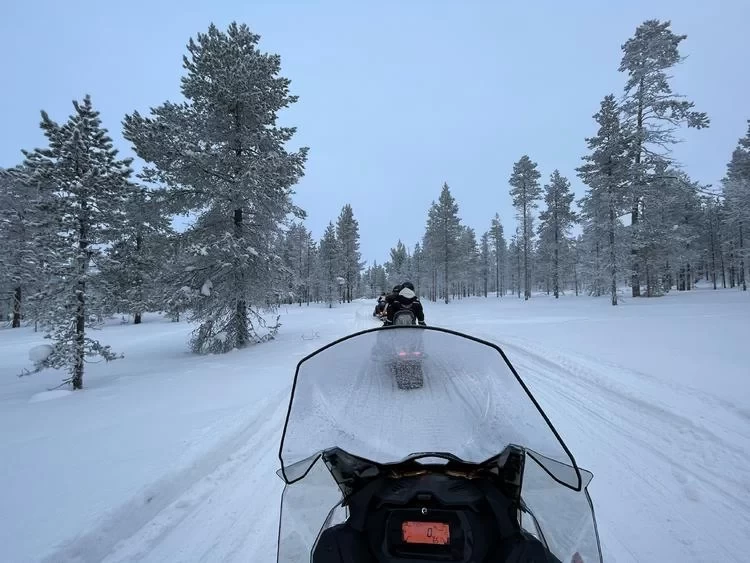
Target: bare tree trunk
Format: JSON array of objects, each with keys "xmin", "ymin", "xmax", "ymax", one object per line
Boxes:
[
  {"xmin": 609, "ymin": 203, "xmax": 618, "ymax": 306},
  {"xmin": 12, "ymin": 286, "xmax": 21, "ymax": 328},
  {"xmin": 740, "ymin": 223, "xmax": 747, "ymax": 291},
  {"xmin": 710, "ymin": 216, "xmax": 718, "ymax": 290},
  {"xmin": 73, "ymin": 278, "xmax": 85, "ymax": 390},
  {"xmin": 523, "ymin": 208, "xmax": 530, "ymax": 301},
  {"xmin": 234, "ymin": 208, "xmax": 249, "ymax": 346},
  {"xmin": 495, "ymin": 242, "xmax": 499, "ymax": 298},
  {"xmin": 444, "ymin": 258, "xmax": 449, "ymax": 305},
  {"xmin": 516, "ymin": 246, "xmax": 521, "ymax": 298},
  {"xmin": 631, "ymin": 81, "xmax": 645, "ymax": 298}
]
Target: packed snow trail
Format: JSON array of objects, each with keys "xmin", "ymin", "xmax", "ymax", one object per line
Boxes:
[
  {"xmin": 1, "ymin": 290, "xmax": 748, "ymax": 562},
  {"xmin": 488, "ymin": 337, "xmax": 750, "ymax": 562}
]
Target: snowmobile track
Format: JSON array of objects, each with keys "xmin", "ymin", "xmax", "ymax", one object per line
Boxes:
[
  {"xmin": 483, "ymin": 335, "xmax": 750, "ymax": 562},
  {"xmin": 43, "ymin": 390, "xmax": 289, "ymax": 563}
]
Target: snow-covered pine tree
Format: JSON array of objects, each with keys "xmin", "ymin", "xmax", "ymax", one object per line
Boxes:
[
  {"xmin": 304, "ymin": 239, "xmax": 321, "ymax": 304},
  {"xmin": 157, "ymin": 233, "xmax": 194, "ymax": 322},
  {"xmin": 577, "ymin": 95, "xmax": 631, "ymax": 305},
  {"xmin": 318, "ymin": 222, "xmax": 340, "ymax": 307},
  {"xmin": 300, "ymin": 233, "xmax": 318, "ymax": 305},
  {"xmin": 662, "ymin": 173, "xmax": 703, "ymax": 292},
  {"xmin": 123, "ymin": 23, "xmax": 307, "ymax": 353},
  {"xmin": 412, "ymin": 242, "xmax": 425, "ymax": 296},
  {"xmin": 20, "ymin": 96, "xmax": 131, "ymax": 388},
  {"xmin": 537, "ymin": 171, "xmax": 577, "ymax": 298},
  {"xmin": 535, "ymin": 225, "xmax": 553, "ymax": 295},
  {"xmin": 702, "ymin": 197, "xmax": 727, "ymax": 290},
  {"xmin": 336, "ymin": 204, "xmax": 363, "ymax": 303},
  {"xmin": 457, "ymin": 226, "xmax": 479, "ymax": 298},
  {"xmin": 0, "ymin": 166, "xmax": 45, "ymax": 327},
  {"xmin": 479, "ymin": 231, "xmax": 491, "ymax": 297},
  {"xmin": 386, "ymin": 240, "xmax": 410, "ymax": 287},
  {"xmin": 619, "ymin": 19, "xmax": 709, "ymax": 297},
  {"xmin": 570, "ymin": 235, "xmax": 582, "ymax": 296},
  {"xmin": 509, "ymin": 156, "xmax": 542, "ymax": 300},
  {"xmin": 280, "ymin": 222, "xmax": 315, "ymax": 305},
  {"xmin": 423, "ymin": 183, "xmax": 462, "ymax": 303},
  {"xmin": 101, "ymin": 186, "xmax": 173, "ymax": 323},
  {"xmin": 278, "ymin": 223, "xmax": 300, "ymax": 304},
  {"xmin": 722, "ymin": 121, "xmax": 750, "ymax": 291},
  {"xmin": 368, "ymin": 261, "xmax": 388, "ymax": 295},
  {"xmin": 508, "ymin": 230, "xmax": 522, "ymax": 298},
  {"xmin": 489, "ymin": 213, "xmax": 507, "ymax": 297}
]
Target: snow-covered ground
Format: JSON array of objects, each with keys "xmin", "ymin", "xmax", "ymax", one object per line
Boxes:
[{"xmin": 1, "ymin": 287, "xmax": 748, "ymax": 562}]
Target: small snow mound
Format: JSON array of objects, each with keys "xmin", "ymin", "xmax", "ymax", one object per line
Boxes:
[
  {"xmin": 201, "ymin": 279, "xmax": 213, "ymax": 296},
  {"xmin": 29, "ymin": 344, "xmax": 54, "ymax": 363},
  {"xmin": 29, "ymin": 390, "xmax": 72, "ymax": 403}
]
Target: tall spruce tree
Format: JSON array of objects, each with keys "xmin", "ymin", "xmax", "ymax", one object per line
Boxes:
[
  {"xmin": 124, "ymin": 22, "xmax": 307, "ymax": 353},
  {"xmin": 336, "ymin": 204, "xmax": 363, "ymax": 303},
  {"xmin": 480, "ymin": 231, "xmax": 491, "ymax": 297},
  {"xmin": 722, "ymin": 121, "xmax": 750, "ymax": 291},
  {"xmin": 101, "ymin": 186, "xmax": 173, "ymax": 323},
  {"xmin": 21, "ymin": 96, "xmax": 131, "ymax": 388},
  {"xmin": 619, "ymin": 20, "xmax": 709, "ymax": 296},
  {"xmin": 577, "ymin": 95, "xmax": 631, "ymax": 305},
  {"xmin": 318, "ymin": 222, "xmax": 340, "ymax": 307},
  {"xmin": 458, "ymin": 227, "xmax": 480, "ymax": 297},
  {"xmin": 280, "ymin": 222, "xmax": 315, "ymax": 305},
  {"xmin": 387, "ymin": 240, "xmax": 410, "ymax": 286},
  {"xmin": 0, "ymin": 166, "xmax": 45, "ymax": 328},
  {"xmin": 412, "ymin": 242, "xmax": 425, "ymax": 296},
  {"xmin": 509, "ymin": 156, "xmax": 542, "ymax": 300},
  {"xmin": 423, "ymin": 183, "xmax": 462, "ymax": 303},
  {"xmin": 489, "ymin": 213, "xmax": 507, "ymax": 297},
  {"xmin": 538, "ymin": 171, "xmax": 577, "ymax": 298}
]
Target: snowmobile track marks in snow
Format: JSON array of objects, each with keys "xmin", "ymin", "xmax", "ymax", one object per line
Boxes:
[
  {"xmin": 42, "ymin": 390, "xmax": 288, "ymax": 563},
  {"xmin": 484, "ymin": 335, "xmax": 750, "ymax": 563}
]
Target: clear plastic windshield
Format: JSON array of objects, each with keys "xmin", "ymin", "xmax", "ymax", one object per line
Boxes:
[
  {"xmin": 279, "ymin": 326, "xmax": 580, "ymax": 487},
  {"xmin": 277, "ymin": 327, "xmax": 602, "ymax": 563}
]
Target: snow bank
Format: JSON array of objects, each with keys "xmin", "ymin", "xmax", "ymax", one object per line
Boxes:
[{"xmin": 28, "ymin": 343, "xmax": 53, "ymax": 364}]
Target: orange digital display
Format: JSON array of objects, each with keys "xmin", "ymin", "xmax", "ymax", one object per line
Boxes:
[{"xmin": 401, "ymin": 521, "xmax": 450, "ymax": 545}]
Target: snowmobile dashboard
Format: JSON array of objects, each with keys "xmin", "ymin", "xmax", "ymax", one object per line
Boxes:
[{"xmin": 311, "ymin": 447, "xmax": 563, "ymax": 563}]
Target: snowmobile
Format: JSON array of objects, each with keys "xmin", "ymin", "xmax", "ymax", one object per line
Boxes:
[
  {"xmin": 376, "ymin": 324, "xmax": 425, "ymax": 389},
  {"xmin": 277, "ymin": 326, "xmax": 603, "ymax": 563}
]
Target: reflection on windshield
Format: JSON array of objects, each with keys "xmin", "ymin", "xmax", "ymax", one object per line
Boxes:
[{"xmin": 279, "ymin": 326, "xmax": 580, "ymax": 489}]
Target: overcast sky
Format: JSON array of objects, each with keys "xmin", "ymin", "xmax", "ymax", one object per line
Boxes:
[{"xmin": 2, "ymin": 0, "xmax": 748, "ymax": 265}]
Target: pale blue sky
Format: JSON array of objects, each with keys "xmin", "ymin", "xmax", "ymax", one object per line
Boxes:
[{"xmin": 2, "ymin": 0, "xmax": 748, "ymax": 264}]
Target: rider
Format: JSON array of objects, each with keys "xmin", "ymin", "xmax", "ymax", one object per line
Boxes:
[
  {"xmin": 373, "ymin": 292, "xmax": 387, "ymax": 317},
  {"xmin": 384, "ymin": 281, "xmax": 425, "ymax": 326}
]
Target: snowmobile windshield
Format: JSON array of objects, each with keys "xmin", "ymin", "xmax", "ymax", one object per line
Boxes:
[{"xmin": 279, "ymin": 326, "xmax": 581, "ymax": 489}]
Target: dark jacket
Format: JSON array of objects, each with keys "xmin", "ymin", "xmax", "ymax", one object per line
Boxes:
[{"xmin": 385, "ymin": 287, "xmax": 425, "ymax": 324}]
